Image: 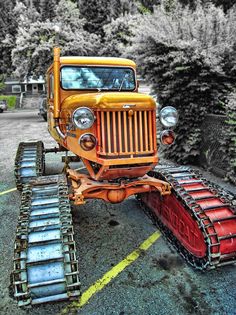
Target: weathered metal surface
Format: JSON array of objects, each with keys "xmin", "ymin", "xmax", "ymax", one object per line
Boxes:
[
  {"xmin": 140, "ymin": 165, "xmax": 236, "ymax": 270},
  {"xmin": 67, "ymin": 169, "xmax": 171, "ymax": 205},
  {"xmin": 14, "ymin": 141, "xmax": 45, "ymax": 190},
  {"xmin": 13, "ymin": 175, "xmax": 80, "ymax": 306}
]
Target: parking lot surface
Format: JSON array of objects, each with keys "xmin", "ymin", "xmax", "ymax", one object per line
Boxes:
[{"xmin": 0, "ymin": 110, "xmax": 235, "ymax": 315}]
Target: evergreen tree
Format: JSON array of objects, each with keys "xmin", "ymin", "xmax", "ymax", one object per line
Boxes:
[
  {"xmin": 77, "ymin": 0, "xmax": 139, "ymax": 35},
  {"xmin": 0, "ymin": 0, "xmax": 17, "ymax": 75},
  {"xmin": 101, "ymin": 13, "xmax": 140, "ymax": 56},
  {"xmin": 109, "ymin": 0, "xmax": 139, "ymax": 17},
  {"xmin": 212, "ymin": 0, "xmax": 235, "ymax": 11},
  {"xmin": 39, "ymin": 0, "xmax": 60, "ymax": 21},
  {"xmin": 139, "ymin": 0, "xmax": 160, "ymax": 12},
  {"xmin": 170, "ymin": 0, "xmax": 235, "ymax": 11},
  {"xmin": 78, "ymin": 0, "xmax": 111, "ymax": 35}
]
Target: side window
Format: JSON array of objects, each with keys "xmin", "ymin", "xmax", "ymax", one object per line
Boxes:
[
  {"xmin": 49, "ymin": 74, "xmax": 54, "ymax": 99},
  {"xmin": 12, "ymin": 85, "xmax": 21, "ymax": 93}
]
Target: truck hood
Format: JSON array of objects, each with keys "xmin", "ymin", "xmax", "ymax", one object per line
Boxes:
[{"xmin": 61, "ymin": 92, "xmax": 156, "ymax": 111}]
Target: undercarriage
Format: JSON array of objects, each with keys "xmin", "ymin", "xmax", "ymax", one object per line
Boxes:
[{"xmin": 13, "ymin": 142, "xmax": 236, "ymax": 305}]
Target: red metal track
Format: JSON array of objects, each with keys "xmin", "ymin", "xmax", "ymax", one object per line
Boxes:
[{"xmin": 141, "ymin": 167, "xmax": 236, "ymax": 267}]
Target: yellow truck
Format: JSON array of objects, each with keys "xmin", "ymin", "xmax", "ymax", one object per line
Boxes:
[{"xmin": 13, "ymin": 48, "xmax": 236, "ymax": 306}]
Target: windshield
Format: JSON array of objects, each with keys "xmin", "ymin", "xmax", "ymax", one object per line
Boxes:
[{"xmin": 61, "ymin": 66, "xmax": 136, "ymax": 91}]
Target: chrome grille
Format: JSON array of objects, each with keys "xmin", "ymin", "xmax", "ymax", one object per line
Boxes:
[{"xmin": 96, "ymin": 110, "xmax": 156, "ymax": 157}]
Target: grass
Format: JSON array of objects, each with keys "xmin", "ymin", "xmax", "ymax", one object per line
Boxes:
[{"xmin": 0, "ymin": 95, "xmax": 17, "ymax": 109}]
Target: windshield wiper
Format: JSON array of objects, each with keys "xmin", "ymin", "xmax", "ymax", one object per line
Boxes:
[{"xmin": 119, "ymin": 73, "xmax": 128, "ymax": 91}]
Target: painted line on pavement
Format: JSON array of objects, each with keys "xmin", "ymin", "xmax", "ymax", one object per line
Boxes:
[
  {"xmin": 0, "ymin": 187, "xmax": 17, "ymax": 196},
  {"xmin": 61, "ymin": 230, "xmax": 161, "ymax": 314},
  {"xmin": 0, "ymin": 167, "xmax": 84, "ymax": 197},
  {"xmin": 0, "ymin": 175, "xmax": 161, "ymax": 313}
]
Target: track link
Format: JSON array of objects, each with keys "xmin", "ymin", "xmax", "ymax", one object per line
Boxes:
[
  {"xmin": 15, "ymin": 141, "xmax": 45, "ymax": 190},
  {"xmin": 13, "ymin": 175, "xmax": 80, "ymax": 306},
  {"xmin": 139, "ymin": 165, "xmax": 236, "ymax": 270}
]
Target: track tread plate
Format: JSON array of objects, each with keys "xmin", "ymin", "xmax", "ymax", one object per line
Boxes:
[
  {"xmin": 140, "ymin": 165, "xmax": 236, "ymax": 270},
  {"xmin": 13, "ymin": 175, "xmax": 80, "ymax": 306},
  {"xmin": 14, "ymin": 141, "xmax": 45, "ymax": 190}
]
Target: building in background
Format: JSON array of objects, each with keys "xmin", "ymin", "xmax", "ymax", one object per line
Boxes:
[
  {"xmin": 2, "ymin": 76, "xmax": 46, "ymax": 109},
  {"xmin": 3, "ymin": 76, "xmax": 45, "ymax": 96}
]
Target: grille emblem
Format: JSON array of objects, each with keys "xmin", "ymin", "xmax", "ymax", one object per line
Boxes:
[
  {"xmin": 128, "ymin": 110, "xmax": 134, "ymax": 116},
  {"xmin": 123, "ymin": 104, "xmax": 136, "ymax": 108}
]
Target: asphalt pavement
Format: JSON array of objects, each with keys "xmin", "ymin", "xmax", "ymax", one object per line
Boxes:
[{"xmin": 0, "ymin": 109, "xmax": 235, "ymax": 315}]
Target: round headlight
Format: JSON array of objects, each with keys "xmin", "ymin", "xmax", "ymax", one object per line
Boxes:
[
  {"xmin": 159, "ymin": 106, "xmax": 178, "ymax": 128},
  {"xmin": 73, "ymin": 107, "xmax": 95, "ymax": 130},
  {"xmin": 160, "ymin": 130, "xmax": 176, "ymax": 145},
  {"xmin": 79, "ymin": 133, "xmax": 97, "ymax": 151}
]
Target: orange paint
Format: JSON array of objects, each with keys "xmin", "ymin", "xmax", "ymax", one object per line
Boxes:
[{"xmin": 46, "ymin": 48, "xmax": 170, "ymax": 202}]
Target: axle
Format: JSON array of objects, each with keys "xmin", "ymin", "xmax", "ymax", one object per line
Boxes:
[{"xmin": 67, "ymin": 168, "xmax": 171, "ymax": 205}]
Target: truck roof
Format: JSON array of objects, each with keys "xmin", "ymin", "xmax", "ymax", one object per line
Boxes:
[{"xmin": 59, "ymin": 56, "xmax": 136, "ymax": 68}]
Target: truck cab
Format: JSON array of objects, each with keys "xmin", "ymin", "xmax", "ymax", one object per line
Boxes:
[{"xmin": 47, "ymin": 49, "xmax": 158, "ymax": 181}]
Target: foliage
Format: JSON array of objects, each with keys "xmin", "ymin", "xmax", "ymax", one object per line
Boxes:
[
  {"xmin": 12, "ymin": 0, "xmax": 100, "ymax": 78},
  {"xmin": 128, "ymin": 2, "xmax": 236, "ymax": 165},
  {"xmin": 0, "ymin": 95, "xmax": 17, "ymax": 108},
  {"xmin": 164, "ymin": 0, "xmax": 236, "ymax": 11},
  {"xmin": 109, "ymin": 0, "xmax": 140, "ymax": 18},
  {"xmin": 0, "ymin": 75, "xmax": 5, "ymax": 92},
  {"xmin": 1, "ymin": 0, "xmax": 236, "ymax": 181},
  {"xmin": 212, "ymin": 0, "xmax": 236, "ymax": 11},
  {"xmin": 100, "ymin": 1, "xmax": 156, "ymax": 56},
  {"xmin": 77, "ymin": 0, "xmax": 110, "ymax": 35},
  {"xmin": 0, "ymin": 0, "xmax": 17, "ymax": 75},
  {"xmin": 38, "ymin": 0, "xmax": 60, "ymax": 21},
  {"xmin": 138, "ymin": 0, "xmax": 159, "ymax": 12},
  {"xmin": 0, "ymin": 83, "xmax": 5, "ymax": 92},
  {"xmin": 101, "ymin": 14, "xmax": 140, "ymax": 56},
  {"xmin": 77, "ymin": 0, "xmax": 139, "ymax": 36},
  {"xmin": 221, "ymin": 93, "xmax": 236, "ymax": 184}
]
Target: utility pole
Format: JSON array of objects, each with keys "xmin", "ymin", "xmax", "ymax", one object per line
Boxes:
[{"xmin": 54, "ymin": 24, "xmax": 61, "ymax": 46}]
